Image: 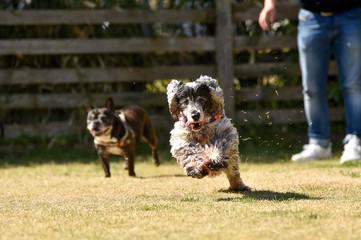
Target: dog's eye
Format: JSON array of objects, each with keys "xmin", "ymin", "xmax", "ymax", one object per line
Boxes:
[
  {"xmin": 198, "ymin": 97, "xmax": 207, "ymax": 104},
  {"xmin": 183, "ymin": 99, "xmax": 189, "ymax": 105},
  {"xmin": 101, "ymin": 116, "xmax": 108, "ymax": 122}
]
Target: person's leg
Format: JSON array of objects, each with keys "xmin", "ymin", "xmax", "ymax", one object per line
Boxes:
[
  {"xmin": 292, "ymin": 9, "xmax": 333, "ymax": 162},
  {"xmin": 297, "ymin": 9, "xmax": 332, "ymax": 146},
  {"xmin": 333, "ymin": 8, "xmax": 361, "ymax": 138},
  {"xmin": 333, "ymin": 8, "xmax": 361, "ymax": 163}
]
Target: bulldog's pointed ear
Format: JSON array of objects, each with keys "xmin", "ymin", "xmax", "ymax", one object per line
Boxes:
[
  {"xmin": 86, "ymin": 101, "xmax": 93, "ymax": 112},
  {"xmin": 167, "ymin": 80, "xmax": 184, "ymax": 120},
  {"xmin": 105, "ymin": 97, "xmax": 115, "ymax": 112}
]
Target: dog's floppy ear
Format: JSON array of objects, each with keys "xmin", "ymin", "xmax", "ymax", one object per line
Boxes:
[
  {"xmin": 86, "ymin": 101, "xmax": 93, "ymax": 112},
  {"xmin": 105, "ymin": 97, "xmax": 115, "ymax": 112},
  {"xmin": 195, "ymin": 75, "xmax": 223, "ymax": 98},
  {"xmin": 195, "ymin": 75, "xmax": 225, "ymax": 115},
  {"xmin": 167, "ymin": 79, "xmax": 184, "ymax": 120},
  {"xmin": 208, "ymin": 92, "xmax": 225, "ymax": 116}
]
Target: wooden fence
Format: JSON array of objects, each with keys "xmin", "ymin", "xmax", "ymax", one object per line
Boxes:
[{"xmin": 0, "ymin": 0, "xmax": 343, "ymax": 140}]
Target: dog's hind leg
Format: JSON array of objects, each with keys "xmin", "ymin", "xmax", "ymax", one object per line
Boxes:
[
  {"xmin": 142, "ymin": 117, "xmax": 160, "ymax": 166},
  {"xmin": 151, "ymin": 147, "xmax": 160, "ymax": 166}
]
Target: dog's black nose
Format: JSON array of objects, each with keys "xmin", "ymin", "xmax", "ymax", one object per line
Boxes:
[
  {"xmin": 93, "ymin": 121, "xmax": 101, "ymax": 128},
  {"xmin": 191, "ymin": 111, "xmax": 200, "ymax": 121}
]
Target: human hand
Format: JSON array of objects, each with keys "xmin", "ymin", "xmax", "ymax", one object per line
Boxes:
[{"xmin": 258, "ymin": 1, "xmax": 277, "ymax": 31}]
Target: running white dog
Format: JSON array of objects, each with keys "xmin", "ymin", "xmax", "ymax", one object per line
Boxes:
[{"xmin": 167, "ymin": 75, "xmax": 250, "ymax": 191}]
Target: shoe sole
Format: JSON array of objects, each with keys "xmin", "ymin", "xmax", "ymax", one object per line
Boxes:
[
  {"xmin": 291, "ymin": 155, "xmax": 333, "ymax": 162},
  {"xmin": 340, "ymin": 158, "xmax": 361, "ymax": 164}
]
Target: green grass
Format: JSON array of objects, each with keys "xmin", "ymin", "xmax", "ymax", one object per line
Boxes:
[{"xmin": 1, "ymin": 148, "xmax": 361, "ymax": 240}]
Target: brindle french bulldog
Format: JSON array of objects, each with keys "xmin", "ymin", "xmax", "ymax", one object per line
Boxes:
[{"xmin": 86, "ymin": 98, "xmax": 160, "ymax": 177}]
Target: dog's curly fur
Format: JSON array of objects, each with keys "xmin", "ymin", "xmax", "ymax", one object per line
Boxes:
[{"xmin": 167, "ymin": 75, "xmax": 250, "ymax": 191}]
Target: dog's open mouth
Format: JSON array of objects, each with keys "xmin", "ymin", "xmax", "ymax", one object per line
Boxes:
[
  {"xmin": 92, "ymin": 129, "xmax": 103, "ymax": 136},
  {"xmin": 186, "ymin": 121, "xmax": 203, "ymax": 131},
  {"xmin": 92, "ymin": 128, "xmax": 110, "ymax": 136},
  {"xmin": 192, "ymin": 122, "xmax": 203, "ymax": 131},
  {"xmin": 90, "ymin": 127, "xmax": 111, "ymax": 136}
]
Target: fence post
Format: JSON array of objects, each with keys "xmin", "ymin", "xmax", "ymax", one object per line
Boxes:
[{"xmin": 215, "ymin": 0, "xmax": 235, "ymax": 121}]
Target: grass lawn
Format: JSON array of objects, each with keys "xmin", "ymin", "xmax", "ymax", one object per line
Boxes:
[{"xmin": 1, "ymin": 146, "xmax": 361, "ymax": 240}]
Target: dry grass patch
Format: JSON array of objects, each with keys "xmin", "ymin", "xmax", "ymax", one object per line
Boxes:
[{"xmin": 1, "ymin": 158, "xmax": 361, "ymax": 240}]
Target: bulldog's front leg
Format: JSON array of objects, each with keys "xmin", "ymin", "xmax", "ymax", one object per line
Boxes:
[{"xmin": 95, "ymin": 145, "xmax": 111, "ymax": 177}]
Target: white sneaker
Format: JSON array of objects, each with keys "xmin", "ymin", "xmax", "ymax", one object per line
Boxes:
[
  {"xmin": 291, "ymin": 144, "xmax": 332, "ymax": 162},
  {"xmin": 340, "ymin": 135, "xmax": 361, "ymax": 164}
]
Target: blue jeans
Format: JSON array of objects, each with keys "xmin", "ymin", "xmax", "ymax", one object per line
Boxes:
[{"xmin": 297, "ymin": 7, "xmax": 361, "ymax": 147}]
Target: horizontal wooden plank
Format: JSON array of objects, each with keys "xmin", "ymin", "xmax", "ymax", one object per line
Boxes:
[
  {"xmin": 3, "ymin": 107, "xmax": 344, "ymax": 139},
  {"xmin": 235, "ymin": 62, "xmax": 298, "ymax": 78},
  {"xmin": 3, "ymin": 113, "xmax": 173, "ymax": 139},
  {"xmin": 0, "ymin": 35, "xmax": 299, "ymax": 55},
  {"xmin": 233, "ymin": 1, "xmax": 299, "ymax": 21},
  {"xmin": 3, "ymin": 121, "xmax": 81, "ymax": 139},
  {"xmin": 0, "ymin": 81, "xmax": 342, "ymax": 109},
  {"xmin": 0, "ymin": 60, "xmax": 339, "ymax": 85},
  {"xmin": 0, "ymin": 93, "xmax": 167, "ymax": 109},
  {"xmin": 238, "ymin": 107, "xmax": 344, "ymax": 125},
  {"xmin": 0, "ymin": 9, "xmax": 213, "ymax": 25},
  {"xmin": 236, "ymin": 86, "xmax": 303, "ymax": 102},
  {"xmin": 0, "ymin": 2, "xmax": 298, "ymax": 26},
  {"xmin": 234, "ymin": 35, "xmax": 298, "ymax": 51},
  {"xmin": 235, "ymin": 61, "xmax": 337, "ymax": 77},
  {"xmin": 0, "ymin": 38, "xmax": 215, "ymax": 55},
  {"xmin": 0, "ymin": 66, "xmax": 216, "ymax": 85}
]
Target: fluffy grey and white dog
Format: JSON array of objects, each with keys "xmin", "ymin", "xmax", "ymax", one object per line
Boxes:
[{"xmin": 167, "ymin": 75, "xmax": 250, "ymax": 191}]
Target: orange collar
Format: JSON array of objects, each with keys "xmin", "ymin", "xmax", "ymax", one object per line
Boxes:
[{"xmin": 209, "ymin": 114, "xmax": 223, "ymax": 123}]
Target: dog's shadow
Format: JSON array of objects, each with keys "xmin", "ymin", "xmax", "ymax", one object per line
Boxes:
[
  {"xmin": 135, "ymin": 174, "xmax": 186, "ymax": 179},
  {"xmin": 217, "ymin": 189, "xmax": 320, "ymax": 202}
]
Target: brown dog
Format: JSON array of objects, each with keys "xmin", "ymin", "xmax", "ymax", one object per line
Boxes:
[{"xmin": 86, "ymin": 98, "xmax": 160, "ymax": 177}]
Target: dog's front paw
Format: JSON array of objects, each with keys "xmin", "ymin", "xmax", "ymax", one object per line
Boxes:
[
  {"xmin": 205, "ymin": 160, "xmax": 228, "ymax": 171},
  {"xmin": 185, "ymin": 165, "xmax": 208, "ymax": 179},
  {"xmin": 229, "ymin": 184, "xmax": 251, "ymax": 192},
  {"xmin": 203, "ymin": 147, "xmax": 229, "ymax": 171}
]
